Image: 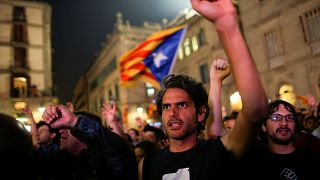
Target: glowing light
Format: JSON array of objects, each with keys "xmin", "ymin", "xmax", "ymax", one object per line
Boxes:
[
  {"xmin": 137, "ymin": 107, "xmax": 144, "ymax": 113},
  {"xmin": 38, "ymin": 106, "xmax": 46, "ymax": 113},
  {"xmin": 16, "ymin": 117, "xmax": 28, "ymax": 123},
  {"xmin": 14, "ymin": 102, "xmax": 27, "ymax": 110},
  {"xmin": 230, "ymin": 91, "xmax": 242, "ymax": 111}
]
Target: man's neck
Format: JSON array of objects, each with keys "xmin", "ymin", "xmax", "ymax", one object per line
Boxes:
[
  {"xmin": 268, "ymin": 142, "xmax": 295, "ymax": 154},
  {"xmin": 169, "ymin": 134, "xmax": 198, "ymax": 153}
]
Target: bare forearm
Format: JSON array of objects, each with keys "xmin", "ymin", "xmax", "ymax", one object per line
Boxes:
[
  {"xmin": 209, "ymin": 79, "xmax": 224, "ymax": 137},
  {"xmin": 217, "ymin": 26, "xmax": 268, "ymax": 117},
  {"xmin": 28, "ymin": 118, "xmax": 39, "ymax": 146}
]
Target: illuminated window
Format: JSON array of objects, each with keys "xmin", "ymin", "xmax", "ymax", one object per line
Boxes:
[
  {"xmin": 184, "ymin": 38, "xmax": 191, "ymax": 56},
  {"xmin": 178, "ymin": 47, "xmax": 184, "ymax": 60},
  {"xmin": 300, "ymin": 7, "xmax": 320, "ymax": 43},
  {"xmin": 14, "ymin": 101, "xmax": 26, "ymax": 110},
  {"xmin": 145, "ymin": 83, "xmax": 155, "ymax": 98},
  {"xmin": 13, "ymin": 77, "xmax": 27, "ymax": 97},
  {"xmin": 191, "ymin": 36, "xmax": 199, "ymax": 52},
  {"xmin": 279, "ymin": 84, "xmax": 296, "ymax": 105}
]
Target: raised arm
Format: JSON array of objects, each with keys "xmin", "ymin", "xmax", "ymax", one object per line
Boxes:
[
  {"xmin": 22, "ymin": 108, "xmax": 39, "ymax": 148},
  {"xmin": 191, "ymin": 0, "xmax": 268, "ymax": 159},
  {"xmin": 209, "ymin": 58, "xmax": 231, "ymax": 138},
  {"xmin": 101, "ymin": 101, "xmax": 126, "ymax": 138}
]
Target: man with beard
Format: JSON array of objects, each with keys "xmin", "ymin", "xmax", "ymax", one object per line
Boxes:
[
  {"xmin": 241, "ymin": 100, "xmax": 319, "ymax": 180},
  {"xmin": 139, "ymin": 0, "xmax": 269, "ymax": 179}
]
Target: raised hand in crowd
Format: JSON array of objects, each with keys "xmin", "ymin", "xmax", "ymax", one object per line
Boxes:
[
  {"xmin": 209, "ymin": 58, "xmax": 231, "ymax": 138},
  {"xmin": 101, "ymin": 100, "xmax": 125, "ymax": 138},
  {"xmin": 66, "ymin": 101, "xmax": 74, "ymax": 112},
  {"xmin": 21, "ymin": 107, "xmax": 39, "ymax": 148},
  {"xmin": 42, "ymin": 105, "xmax": 78, "ymax": 129}
]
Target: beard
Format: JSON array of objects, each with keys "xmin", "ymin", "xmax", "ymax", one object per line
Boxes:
[
  {"xmin": 268, "ymin": 129, "xmax": 294, "ymax": 145},
  {"xmin": 170, "ymin": 126, "xmax": 197, "ymax": 140},
  {"xmin": 165, "ymin": 120, "xmax": 198, "ymax": 140}
]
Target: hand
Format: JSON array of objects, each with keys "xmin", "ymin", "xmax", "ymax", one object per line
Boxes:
[
  {"xmin": 42, "ymin": 105, "xmax": 78, "ymax": 128},
  {"xmin": 210, "ymin": 58, "xmax": 231, "ymax": 82},
  {"xmin": 21, "ymin": 108, "xmax": 34, "ymax": 119},
  {"xmin": 101, "ymin": 101, "xmax": 117, "ymax": 124},
  {"xmin": 66, "ymin": 101, "xmax": 74, "ymax": 112},
  {"xmin": 190, "ymin": 0, "xmax": 237, "ymax": 30}
]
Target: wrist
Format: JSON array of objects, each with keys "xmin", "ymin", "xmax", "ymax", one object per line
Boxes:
[{"xmin": 70, "ymin": 115, "xmax": 79, "ymax": 128}]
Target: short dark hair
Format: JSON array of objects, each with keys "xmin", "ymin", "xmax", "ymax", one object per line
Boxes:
[
  {"xmin": 263, "ymin": 100, "xmax": 297, "ymax": 125},
  {"xmin": 156, "ymin": 74, "xmax": 210, "ymax": 132},
  {"xmin": 36, "ymin": 121, "xmax": 56, "ymax": 133},
  {"xmin": 269, "ymin": 100, "xmax": 296, "ymax": 116}
]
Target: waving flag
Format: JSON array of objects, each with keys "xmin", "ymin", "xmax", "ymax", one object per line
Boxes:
[{"xmin": 120, "ymin": 25, "xmax": 187, "ymax": 89}]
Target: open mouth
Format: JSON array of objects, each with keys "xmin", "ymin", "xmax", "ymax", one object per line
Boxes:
[
  {"xmin": 167, "ymin": 120, "xmax": 183, "ymax": 130},
  {"xmin": 277, "ymin": 128, "xmax": 291, "ymax": 136}
]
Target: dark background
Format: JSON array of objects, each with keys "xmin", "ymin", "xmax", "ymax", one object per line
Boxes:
[{"xmin": 41, "ymin": 0, "xmax": 191, "ymax": 103}]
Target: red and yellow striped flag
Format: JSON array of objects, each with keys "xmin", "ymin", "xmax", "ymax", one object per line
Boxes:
[{"xmin": 119, "ymin": 25, "xmax": 187, "ymax": 89}]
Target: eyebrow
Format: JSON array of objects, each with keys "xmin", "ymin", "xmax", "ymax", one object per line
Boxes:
[{"xmin": 162, "ymin": 101, "xmax": 189, "ymax": 106}]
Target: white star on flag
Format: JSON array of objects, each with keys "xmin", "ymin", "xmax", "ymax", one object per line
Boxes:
[{"xmin": 152, "ymin": 51, "xmax": 168, "ymax": 68}]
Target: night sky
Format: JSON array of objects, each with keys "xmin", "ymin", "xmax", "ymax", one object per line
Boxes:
[{"xmin": 42, "ymin": 0, "xmax": 191, "ymax": 103}]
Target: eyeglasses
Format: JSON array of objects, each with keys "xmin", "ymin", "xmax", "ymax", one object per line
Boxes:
[{"xmin": 269, "ymin": 114, "xmax": 295, "ymax": 122}]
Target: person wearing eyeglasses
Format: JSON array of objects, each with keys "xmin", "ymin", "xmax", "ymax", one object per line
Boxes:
[{"xmin": 240, "ymin": 100, "xmax": 319, "ymax": 180}]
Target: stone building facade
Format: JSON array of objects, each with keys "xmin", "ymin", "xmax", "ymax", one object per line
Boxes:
[
  {"xmin": 0, "ymin": 0, "xmax": 56, "ymax": 124},
  {"xmin": 74, "ymin": 0, "xmax": 320, "ymax": 129}
]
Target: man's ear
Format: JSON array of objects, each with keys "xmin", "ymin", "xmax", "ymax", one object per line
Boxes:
[
  {"xmin": 262, "ymin": 124, "xmax": 267, "ymax": 132},
  {"xmin": 197, "ymin": 106, "xmax": 207, "ymax": 123}
]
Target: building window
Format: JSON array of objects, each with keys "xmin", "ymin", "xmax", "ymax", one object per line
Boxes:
[
  {"xmin": 12, "ymin": 6, "xmax": 27, "ymax": 43},
  {"xmin": 178, "ymin": 47, "xmax": 184, "ymax": 60},
  {"xmin": 183, "ymin": 38, "xmax": 191, "ymax": 56},
  {"xmin": 145, "ymin": 83, "xmax": 155, "ymax": 98},
  {"xmin": 191, "ymin": 36, "xmax": 199, "ymax": 52},
  {"xmin": 279, "ymin": 84, "xmax": 296, "ymax": 106},
  {"xmin": 300, "ymin": 7, "xmax": 320, "ymax": 43},
  {"xmin": 263, "ymin": 29, "xmax": 283, "ymax": 59},
  {"xmin": 14, "ymin": 47, "xmax": 27, "ymax": 68},
  {"xmin": 115, "ymin": 84, "xmax": 120, "ymax": 100},
  {"xmin": 197, "ymin": 28, "xmax": 206, "ymax": 47},
  {"xmin": 13, "ymin": 6, "xmax": 26, "ymax": 22},
  {"xmin": 108, "ymin": 90, "xmax": 113, "ymax": 101},
  {"xmin": 11, "ymin": 76, "xmax": 28, "ymax": 98},
  {"xmin": 13, "ymin": 24, "xmax": 28, "ymax": 43},
  {"xmin": 199, "ymin": 63, "xmax": 209, "ymax": 84}
]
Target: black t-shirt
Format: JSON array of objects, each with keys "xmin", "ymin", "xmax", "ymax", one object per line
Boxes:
[
  {"xmin": 240, "ymin": 146, "xmax": 319, "ymax": 180},
  {"xmin": 142, "ymin": 138, "xmax": 239, "ymax": 180}
]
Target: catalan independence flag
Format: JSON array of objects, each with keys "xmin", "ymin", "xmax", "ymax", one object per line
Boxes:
[{"xmin": 120, "ymin": 25, "xmax": 187, "ymax": 89}]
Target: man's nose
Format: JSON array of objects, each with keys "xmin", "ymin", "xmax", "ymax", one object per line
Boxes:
[
  {"xmin": 279, "ymin": 118, "xmax": 288, "ymax": 126},
  {"xmin": 169, "ymin": 105, "xmax": 179, "ymax": 117}
]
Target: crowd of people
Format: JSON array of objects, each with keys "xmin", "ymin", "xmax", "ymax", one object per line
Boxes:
[{"xmin": 1, "ymin": 0, "xmax": 319, "ymax": 180}]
